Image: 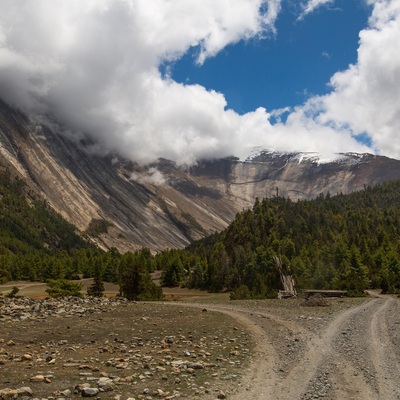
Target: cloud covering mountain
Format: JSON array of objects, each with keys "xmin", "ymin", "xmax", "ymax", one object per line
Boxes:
[{"xmin": 0, "ymin": 0, "xmax": 399, "ymax": 164}]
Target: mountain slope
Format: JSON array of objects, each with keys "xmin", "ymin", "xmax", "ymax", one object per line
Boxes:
[
  {"xmin": 174, "ymin": 178, "xmax": 400, "ymax": 296},
  {"xmin": 2, "ymin": 99, "xmax": 400, "ymax": 251}
]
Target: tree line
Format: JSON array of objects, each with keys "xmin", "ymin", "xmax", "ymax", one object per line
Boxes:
[
  {"xmin": 157, "ymin": 180, "xmax": 400, "ymax": 297},
  {"xmin": 3, "ymin": 162, "xmax": 400, "ymax": 299}
]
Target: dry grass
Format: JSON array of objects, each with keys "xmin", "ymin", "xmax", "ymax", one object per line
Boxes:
[{"xmin": 0, "ymin": 279, "xmax": 230, "ymax": 302}]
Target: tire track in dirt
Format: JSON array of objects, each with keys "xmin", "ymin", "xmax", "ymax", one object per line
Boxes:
[
  {"xmin": 326, "ymin": 296, "xmax": 400, "ymax": 399},
  {"xmin": 303, "ymin": 299, "xmax": 380, "ymax": 400},
  {"xmin": 209, "ymin": 307, "xmax": 280, "ymax": 399},
  {"xmin": 177, "ymin": 302, "xmax": 319, "ymax": 399},
  {"xmin": 177, "ymin": 296, "xmax": 400, "ymax": 399},
  {"xmin": 207, "ymin": 305, "xmax": 311, "ymax": 399},
  {"xmin": 195, "ymin": 301, "xmax": 376, "ymax": 399},
  {"xmin": 277, "ymin": 299, "xmax": 379, "ymax": 400},
  {"xmin": 369, "ymin": 297, "xmax": 400, "ymax": 399},
  {"xmin": 174, "ymin": 303, "xmax": 281, "ymax": 398}
]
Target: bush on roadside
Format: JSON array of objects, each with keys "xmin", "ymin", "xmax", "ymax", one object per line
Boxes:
[
  {"xmin": 230, "ymin": 285, "xmax": 251, "ymax": 300},
  {"xmin": 300, "ymin": 293, "xmax": 329, "ymax": 307}
]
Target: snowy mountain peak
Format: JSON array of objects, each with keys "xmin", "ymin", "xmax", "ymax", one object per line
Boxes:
[{"xmin": 244, "ymin": 148, "xmax": 373, "ymax": 165}]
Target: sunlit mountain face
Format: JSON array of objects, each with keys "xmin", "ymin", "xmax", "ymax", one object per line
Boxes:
[{"xmin": 2, "ymin": 101, "xmax": 400, "ymax": 252}]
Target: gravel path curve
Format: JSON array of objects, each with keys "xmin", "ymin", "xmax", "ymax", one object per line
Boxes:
[{"xmin": 184, "ymin": 295, "xmax": 400, "ymax": 399}]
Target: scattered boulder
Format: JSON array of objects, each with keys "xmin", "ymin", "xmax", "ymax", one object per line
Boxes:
[
  {"xmin": 16, "ymin": 387, "xmax": 33, "ymax": 396},
  {"xmin": 81, "ymin": 387, "xmax": 99, "ymax": 397},
  {"xmin": 0, "ymin": 387, "xmax": 33, "ymax": 399}
]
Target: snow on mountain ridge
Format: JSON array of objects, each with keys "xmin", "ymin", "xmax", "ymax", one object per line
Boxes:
[{"xmin": 244, "ymin": 148, "xmax": 372, "ymax": 165}]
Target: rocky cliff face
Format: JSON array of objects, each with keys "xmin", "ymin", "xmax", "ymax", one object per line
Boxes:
[{"xmin": 2, "ymin": 100, "xmax": 400, "ymax": 252}]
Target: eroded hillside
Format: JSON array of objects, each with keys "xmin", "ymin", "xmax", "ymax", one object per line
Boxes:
[{"xmin": 2, "ymin": 100, "xmax": 400, "ymax": 251}]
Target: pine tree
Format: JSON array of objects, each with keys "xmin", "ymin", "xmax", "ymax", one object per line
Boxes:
[
  {"xmin": 87, "ymin": 262, "xmax": 105, "ymax": 297},
  {"xmin": 118, "ymin": 252, "xmax": 163, "ymax": 301}
]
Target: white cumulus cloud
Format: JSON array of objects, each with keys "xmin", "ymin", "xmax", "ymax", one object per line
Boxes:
[
  {"xmin": 0, "ymin": 0, "xmax": 284, "ymax": 164},
  {"xmin": 300, "ymin": 0, "xmax": 400, "ymax": 158},
  {"xmin": 0, "ymin": 0, "xmax": 399, "ymax": 165}
]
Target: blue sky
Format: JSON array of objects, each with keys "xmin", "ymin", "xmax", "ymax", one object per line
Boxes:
[
  {"xmin": 171, "ymin": 0, "xmax": 370, "ymax": 114},
  {"xmin": 1, "ymin": 0, "xmax": 400, "ymax": 166}
]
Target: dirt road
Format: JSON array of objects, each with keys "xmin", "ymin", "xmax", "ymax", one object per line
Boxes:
[
  {"xmin": 1, "ymin": 283, "xmax": 399, "ymax": 399},
  {"xmin": 192, "ymin": 295, "xmax": 400, "ymax": 400}
]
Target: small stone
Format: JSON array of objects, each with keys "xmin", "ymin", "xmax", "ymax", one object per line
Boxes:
[
  {"xmin": 0, "ymin": 389, "xmax": 18, "ymax": 399},
  {"xmin": 79, "ymin": 364, "xmax": 92, "ymax": 370},
  {"xmin": 17, "ymin": 386, "xmax": 33, "ymax": 396},
  {"xmin": 98, "ymin": 377, "xmax": 114, "ymax": 392},
  {"xmin": 81, "ymin": 387, "xmax": 99, "ymax": 397},
  {"xmin": 30, "ymin": 375, "xmax": 45, "ymax": 382}
]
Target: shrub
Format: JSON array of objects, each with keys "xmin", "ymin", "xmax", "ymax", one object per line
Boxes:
[
  {"xmin": 300, "ymin": 293, "xmax": 329, "ymax": 307},
  {"xmin": 46, "ymin": 279, "xmax": 83, "ymax": 298},
  {"xmin": 230, "ymin": 285, "xmax": 251, "ymax": 300},
  {"xmin": 6, "ymin": 286, "xmax": 20, "ymax": 298}
]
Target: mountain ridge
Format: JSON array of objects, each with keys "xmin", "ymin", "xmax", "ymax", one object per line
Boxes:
[{"xmin": 2, "ymin": 99, "xmax": 400, "ymax": 252}]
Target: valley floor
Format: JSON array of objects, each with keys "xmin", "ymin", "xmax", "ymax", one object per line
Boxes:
[{"xmin": 1, "ymin": 289, "xmax": 399, "ymax": 399}]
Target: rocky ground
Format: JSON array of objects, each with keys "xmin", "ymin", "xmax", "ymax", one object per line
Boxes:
[
  {"xmin": 0, "ymin": 296, "xmax": 251, "ymax": 400},
  {"xmin": 1, "ymin": 292, "xmax": 400, "ymax": 400}
]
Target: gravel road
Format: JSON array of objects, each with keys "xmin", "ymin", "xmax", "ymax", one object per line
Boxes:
[
  {"xmin": 1, "ymin": 291, "xmax": 399, "ymax": 399},
  {"xmin": 194, "ymin": 294, "xmax": 400, "ymax": 400}
]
